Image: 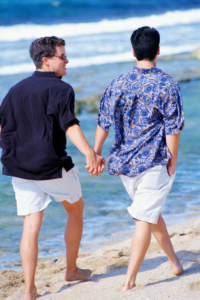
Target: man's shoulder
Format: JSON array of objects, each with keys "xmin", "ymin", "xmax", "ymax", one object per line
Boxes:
[
  {"xmin": 5, "ymin": 75, "xmax": 74, "ymax": 103},
  {"xmin": 157, "ymin": 69, "xmax": 178, "ymax": 87},
  {"xmin": 110, "ymin": 67, "xmax": 146, "ymax": 86},
  {"xmin": 54, "ymin": 78, "xmax": 73, "ymax": 92},
  {"xmin": 13, "ymin": 74, "xmax": 73, "ymax": 90},
  {"xmin": 48, "ymin": 78, "xmax": 74, "ymax": 94},
  {"xmin": 109, "ymin": 71, "xmax": 130, "ymax": 89},
  {"xmin": 3, "ymin": 75, "xmax": 33, "ymax": 100},
  {"xmin": 10, "ymin": 75, "xmax": 33, "ymax": 90}
]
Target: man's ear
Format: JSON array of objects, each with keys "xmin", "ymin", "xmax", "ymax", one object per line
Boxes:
[
  {"xmin": 133, "ymin": 49, "xmax": 136, "ymax": 58},
  {"xmin": 41, "ymin": 56, "xmax": 49, "ymax": 67},
  {"xmin": 157, "ymin": 47, "xmax": 160, "ymax": 56}
]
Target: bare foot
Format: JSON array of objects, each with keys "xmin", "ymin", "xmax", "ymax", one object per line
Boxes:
[
  {"xmin": 121, "ymin": 281, "xmax": 136, "ymax": 291},
  {"xmin": 24, "ymin": 286, "xmax": 37, "ymax": 300},
  {"xmin": 171, "ymin": 260, "xmax": 183, "ymax": 276},
  {"xmin": 65, "ymin": 268, "xmax": 92, "ymax": 281}
]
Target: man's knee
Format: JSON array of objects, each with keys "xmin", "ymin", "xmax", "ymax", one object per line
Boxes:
[
  {"xmin": 23, "ymin": 211, "xmax": 43, "ymax": 236},
  {"xmin": 73, "ymin": 197, "xmax": 84, "ymax": 213},
  {"xmin": 63, "ymin": 197, "xmax": 84, "ymax": 213}
]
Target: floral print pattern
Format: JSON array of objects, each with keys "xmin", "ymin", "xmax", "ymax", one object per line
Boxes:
[{"xmin": 98, "ymin": 67, "xmax": 184, "ymax": 177}]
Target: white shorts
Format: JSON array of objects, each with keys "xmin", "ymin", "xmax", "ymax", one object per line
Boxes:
[
  {"xmin": 120, "ymin": 165, "xmax": 175, "ymax": 224},
  {"xmin": 12, "ymin": 167, "xmax": 82, "ymax": 216}
]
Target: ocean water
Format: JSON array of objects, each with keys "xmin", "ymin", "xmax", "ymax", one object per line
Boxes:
[{"xmin": 0, "ymin": 0, "xmax": 200, "ymax": 270}]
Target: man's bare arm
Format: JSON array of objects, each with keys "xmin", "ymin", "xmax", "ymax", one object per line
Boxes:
[
  {"xmin": 166, "ymin": 132, "xmax": 180, "ymax": 176},
  {"xmin": 94, "ymin": 125, "xmax": 109, "ymax": 155},
  {"xmin": 66, "ymin": 124, "xmax": 104, "ymax": 175}
]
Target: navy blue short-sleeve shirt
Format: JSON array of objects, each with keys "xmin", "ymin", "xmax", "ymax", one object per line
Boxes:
[{"xmin": 0, "ymin": 71, "xmax": 79, "ymax": 180}]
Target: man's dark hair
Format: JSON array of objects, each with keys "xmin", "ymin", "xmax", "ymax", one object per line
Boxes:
[
  {"xmin": 130, "ymin": 26, "xmax": 160, "ymax": 61},
  {"xmin": 29, "ymin": 36, "xmax": 65, "ymax": 68}
]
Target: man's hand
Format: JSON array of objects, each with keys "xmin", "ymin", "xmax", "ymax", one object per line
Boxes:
[
  {"xmin": 167, "ymin": 158, "xmax": 176, "ymax": 176},
  {"xmin": 166, "ymin": 133, "xmax": 180, "ymax": 177},
  {"xmin": 66, "ymin": 124, "xmax": 106, "ymax": 176},
  {"xmin": 85, "ymin": 151, "xmax": 105, "ymax": 176},
  {"xmin": 66, "ymin": 124, "xmax": 105, "ymax": 176}
]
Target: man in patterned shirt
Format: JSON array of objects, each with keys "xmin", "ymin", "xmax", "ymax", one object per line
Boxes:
[{"xmin": 94, "ymin": 26, "xmax": 184, "ymax": 290}]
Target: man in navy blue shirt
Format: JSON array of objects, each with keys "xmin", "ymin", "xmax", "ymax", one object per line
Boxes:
[{"xmin": 0, "ymin": 36, "xmax": 104, "ymax": 300}]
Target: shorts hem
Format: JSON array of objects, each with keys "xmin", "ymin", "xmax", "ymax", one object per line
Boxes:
[
  {"xmin": 17, "ymin": 199, "xmax": 52, "ymax": 216},
  {"xmin": 127, "ymin": 207, "xmax": 159, "ymax": 224},
  {"xmin": 59, "ymin": 193, "xmax": 82, "ymax": 204}
]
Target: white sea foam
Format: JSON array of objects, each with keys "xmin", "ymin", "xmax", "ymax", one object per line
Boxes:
[
  {"xmin": 0, "ymin": 63, "xmax": 35, "ymax": 76},
  {"xmin": 0, "ymin": 44, "xmax": 197, "ymax": 76},
  {"xmin": 0, "ymin": 9, "xmax": 200, "ymax": 42}
]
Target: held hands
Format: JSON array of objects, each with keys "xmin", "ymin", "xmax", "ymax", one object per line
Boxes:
[
  {"xmin": 65, "ymin": 124, "xmax": 105, "ymax": 176},
  {"xmin": 85, "ymin": 150, "xmax": 105, "ymax": 176}
]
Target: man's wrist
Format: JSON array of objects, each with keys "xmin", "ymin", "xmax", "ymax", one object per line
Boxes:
[
  {"xmin": 94, "ymin": 148, "xmax": 101, "ymax": 156},
  {"xmin": 169, "ymin": 156, "xmax": 177, "ymax": 162},
  {"xmin": 85, "ymin": 148, "xmax": 96, "ymax": 159}
]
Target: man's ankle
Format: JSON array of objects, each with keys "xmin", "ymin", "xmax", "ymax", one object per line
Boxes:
[{"xmin": 24, "ymin": 285, "xmax": 37, "ymax": 300}]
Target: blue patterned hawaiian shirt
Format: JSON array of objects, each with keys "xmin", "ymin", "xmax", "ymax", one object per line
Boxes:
[{"xmin": 98, "ymin": 66, "xmax": 184, "ymax": 177}]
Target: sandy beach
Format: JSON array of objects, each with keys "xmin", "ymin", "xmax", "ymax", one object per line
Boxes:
[{"xmin": 1, "ymin": 217, "xmax": 199, "ymax": 300}]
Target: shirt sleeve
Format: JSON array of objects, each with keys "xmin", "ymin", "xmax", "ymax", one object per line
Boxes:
[
  {"xmin": 56, "ymin": 87, "xmax": 80, "ymax": 131},
  {"xmin": 162, "ymin": 82, "xmax": 184, "ymax": 135},
  {"xmin": 98, "ymin": 85, "xmax": 113, "ymax": 130}
]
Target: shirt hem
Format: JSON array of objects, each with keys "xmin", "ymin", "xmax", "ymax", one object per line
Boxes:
[
  {"xmin": 3, "ymin": 163, "xmax": 74, "ymax": 180},
  {"xmin": 108, "ymin": 161, "xmax": 168, "ymax": 178}
]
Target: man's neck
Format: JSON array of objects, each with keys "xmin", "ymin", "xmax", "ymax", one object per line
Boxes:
[
  {"xmin": 136, "ymin": 59, "xmax": 156, "ymax": 69},
  {"xmin": 37, "ymin": 66, "xmax": 53, "ymax": 72}
]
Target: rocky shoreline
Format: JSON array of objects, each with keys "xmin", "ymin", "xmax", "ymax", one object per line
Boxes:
[{"xmin": 75, "ymin": 47, "xmax": 200, "ymax": 115}]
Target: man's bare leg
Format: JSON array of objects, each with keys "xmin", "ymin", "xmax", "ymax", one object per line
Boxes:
[
  {"xmin": 122, "ymin": 220, "xmax": 151, "ymax": 291},
  {"xmin": 62, "ymin": 197, "xmax": 91, "ymax": 281},
  {"xmin": 151, "ymin": 215, "xmax": 183, "ymax": 275},
  {"xmin": 20, "ymin": 210, "xmax": 44, "ymax": 300}
]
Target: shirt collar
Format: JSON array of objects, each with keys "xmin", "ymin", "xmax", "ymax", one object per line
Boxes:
[
  {"xmin": 133, "ymin": 66, "xmax": 159, "ymax": 74},
  {"xmin": 33, "ymin": 71, "xmax": 62, "ymax": 79}
]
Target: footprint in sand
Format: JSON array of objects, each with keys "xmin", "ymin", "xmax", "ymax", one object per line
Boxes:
[{"xmin": 189, "ymin": 281, "xmax": 200, "ymax": 290}]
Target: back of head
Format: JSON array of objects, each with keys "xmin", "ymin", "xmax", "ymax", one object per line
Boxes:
[
  {"xmin": 130, "ymin": 26, "xmax": 160, "ymax": 61},
  {"xmin": 29, "ymin": 36, "xmax": 65, "ymax": 69}
]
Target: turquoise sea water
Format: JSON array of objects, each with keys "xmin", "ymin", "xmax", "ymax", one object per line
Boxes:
[{"xmin": 0, "ymin": 0, "xmax": 200, "ymax": 270}]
